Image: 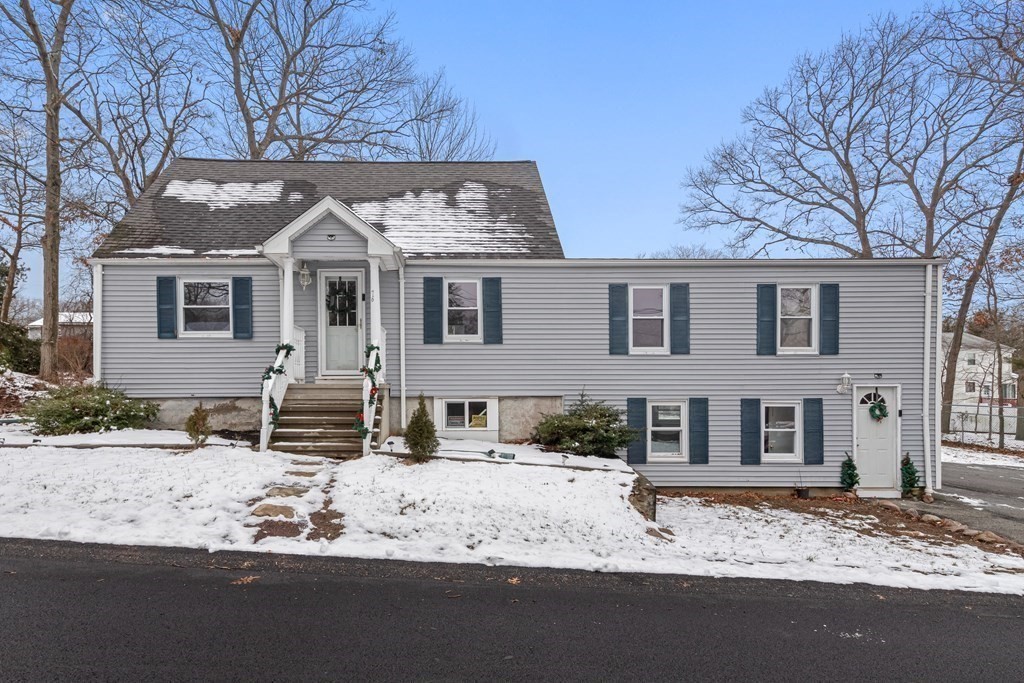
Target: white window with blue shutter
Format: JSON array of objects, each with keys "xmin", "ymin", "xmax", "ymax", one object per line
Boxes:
[
  {"xmin": 610, "ymin": 283, "xmax": 690, "ymax": 356},
  {"xmin": 423, "ymin": 276, "xmax": 503, "ymax": 345},
  {"xmin": 741, "ymin": 397, "xmax": 824, "ymax": 465},
  {"xmin": 156, "ymin": 276, "xmax": 252, "ymax": 340},
  {"xmin": 757, "ymin": 283, "xmax": 839, "ymax": 356},
  {"xmin": 627, "ymin": 396, "xmax": 709, "ymax": 465}
]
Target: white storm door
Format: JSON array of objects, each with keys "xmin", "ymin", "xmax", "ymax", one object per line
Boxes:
[
  {"xmin": 320, "ymin": 271, "xmax": 363, "ymax": 374},
  {"xmin": 855, "ymin": 386, "xmax": 899, "ymax": 489}
]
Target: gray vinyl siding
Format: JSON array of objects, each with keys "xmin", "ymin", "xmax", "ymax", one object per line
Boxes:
[
  {"xmin": 401, "ymin": 261, "xmax": 941, "ymax": 488},
  {"xmin": 100, "ymin": 263, "xmax": 280, "ymax": 398},
  {"xmin": 291, "ymin": 214, "xmax": 367, "ymax": 260}
]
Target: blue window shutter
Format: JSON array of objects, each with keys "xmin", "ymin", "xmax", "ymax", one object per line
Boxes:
[
  {"xmin": 482, "ymin": 277, "xmax": 503, "ymax": 344},
  {"xmin": 803, "ymin": 398, "xmax": 824, "ymax": 465},
  {"xmin": 156, "ymin": 277, "xmax": 176, "ymax": 339},
  {"xmin": 820, "ymin": 283, "xmax": 839, "ymax": 355},
  {"xmin": 670, "ymin": 283, "xmax": 690, "ymax": 355},
  {"xmin": 609, "ymin": 284, "xmax": 628, "ymax": 355},
  {"xmin": 423, "ymin": 277, "xmax": 443, "ymax": 344},
  {"xmin": 756, "ymin": 284, "xmax": 776, "ymax": 355},
  {"xmin": 688, "ymin": 398, "xmax": 709, "ymax": 464},
  {"xmin": 232, "ymin": 276, "xmax": 253, "ymax": 340},
  {"xmin": 626, "ymin": 397, "xmax": 647, "ymax": 465},
  {"xmin": 740, "ymin": 398, "xmax": 761, "ymax": 465}
]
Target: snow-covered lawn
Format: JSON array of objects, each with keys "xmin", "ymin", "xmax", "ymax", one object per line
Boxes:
[
  {"xmin": 2, "ymin": 442, "xmax": 1024, "ymax": 594},
  {"xmin": 0, "ymin": 423, "xmax": 249, "ymax": 447},
  {"xmin": 379, "ymin": 436, "xmax": 633, "ymax": 472},
  {"xmin": 944, "ymin": 432, "xmax": 1024, "ymax": 452},
  {"xmin": 942, "ymin": 444, "xmax": 1024, "ymax": 469}
]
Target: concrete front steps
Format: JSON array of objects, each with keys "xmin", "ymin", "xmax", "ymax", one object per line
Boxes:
[{"xmin": 268, "ymin": 383, "xmax": 376, "ymax": 459}]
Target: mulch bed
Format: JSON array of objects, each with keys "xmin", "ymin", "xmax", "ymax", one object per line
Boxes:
[
  {"xmin": 252, "ymin": 519, "xmax": 304, "ymax": 542},
  {"xmin": 662, "ymin": 490, "xmax": 1024, "ymax": 558}
]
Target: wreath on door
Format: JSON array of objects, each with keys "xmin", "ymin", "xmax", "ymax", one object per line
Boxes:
[{"xmin": 861, "ymin": 392, "xmax": 889, "ymax": 422}]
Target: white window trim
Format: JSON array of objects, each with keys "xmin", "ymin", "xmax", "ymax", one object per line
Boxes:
[
  {"xmin": 777, "ymin": 284, "xmax": 818, "ymax": 355},
  {"xmin": 433, "ymin": 397, "xmax": 499, "ymax": 433},
  {"xmin": 178, "ymin": 278, "xmax": 232, "ymax": 338},
  {"xmin": 761, "ymin": 399, "xmax": 802, "ymax": 464},
  {"xmin": 443, "ymin": 278, "xmax": 483, "ymax": 343},
  {"xmin": 647, "ymin": 400, "xmax": 688, "ymax": 463},
  {"xmin": 629, "ymin": 284, "xmax": 669, "ymax": 355}
]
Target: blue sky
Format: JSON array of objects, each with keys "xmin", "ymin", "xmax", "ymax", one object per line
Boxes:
[
  {"xmin": 380, "ymin": 0, "xmax": 922, "ymax": 258},
  {"xmin": 31, "ymin": 0, "xmax": 923, "ymax": 299}
]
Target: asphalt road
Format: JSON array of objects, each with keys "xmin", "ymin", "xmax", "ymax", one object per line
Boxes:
[
  {"xmin": 1, "ymin": 538, "xmax": 1022, "ymax": 682},
  {"xmin": 907, "ymin": 462, "xmax": 1024, "ymax": 544}
]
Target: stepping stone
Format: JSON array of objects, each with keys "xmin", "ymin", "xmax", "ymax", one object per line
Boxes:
[
  {"xmin": 291, "ymin": 459, "xmax": 322, "ymax": 466},
  {"xmin": 252, "ymin": 503, "xmax": 296, "ymax": 519},
  {"xmin": 286, "ymin": 470, "xmax": 319, "ymax": 478},
  {"xmin": 266, "ymin": 486, "xmax": 309, "ymax": 498}
]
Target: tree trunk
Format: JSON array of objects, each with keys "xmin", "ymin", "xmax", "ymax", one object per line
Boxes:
[
  {"xmin": 1016, "ymin": 371, "xmax": 1024, "ymax": 442},
  {"xmin": 38, "ymin": 84, "xmax": 62, "ymax": 381},
  {"xmin": 0, "ymin": 240, "xmax": 21, "ymax": 322}
]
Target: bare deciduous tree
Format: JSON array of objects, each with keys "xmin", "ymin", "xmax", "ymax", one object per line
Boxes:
[
  {"xmin": 390, "ymin": 71, "xmax": 494, "ymax": 162},
  {"xmin": 0, "ymin": 109, "xmax": 44, "ymax": 322}
]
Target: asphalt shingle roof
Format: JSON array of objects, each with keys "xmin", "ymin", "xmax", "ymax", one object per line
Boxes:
[{"xmin": 92, "ymin": 158, "xmax": 564, "ymax": 259}]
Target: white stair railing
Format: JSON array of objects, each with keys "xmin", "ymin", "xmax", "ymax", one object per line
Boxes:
[
  {"xmin": 359, "ymin": 339, "xmax": 384, "ymax": 456},
  {"xmin": 259, "ymin": 343, "xmax": 294, "ymax": 451}
]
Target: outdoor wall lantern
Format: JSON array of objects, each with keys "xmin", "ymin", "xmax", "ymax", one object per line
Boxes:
[
  {"xmin": 836, "ymin": 372, "xmax": 853, "ymax": 394},
  {"xmin": 298, "ymin": 261, "xmax": 312, "ymax": 290}
]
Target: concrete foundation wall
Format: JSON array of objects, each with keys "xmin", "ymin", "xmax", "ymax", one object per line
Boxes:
[
  {"xmin": 389, "ymin": 395, "xmax": 564, "ymax": 442},
  {"xmin": 152, "ymin": 397, "xmax": 262, "ymax": 431}
]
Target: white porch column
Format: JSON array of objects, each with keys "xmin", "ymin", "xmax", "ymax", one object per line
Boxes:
[
  {"xmin": 282, "ymin": 256, "xmax": 295, "ymax": 343},
  {"xmin": 368, "ymin": 256, "xmax": 382, "ymax": 345}
]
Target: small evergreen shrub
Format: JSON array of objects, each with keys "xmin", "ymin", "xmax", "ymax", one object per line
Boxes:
[
  {"xmin": 531, "ymin": 391, "xmax": 636, "ymax": 458},
  {"xmin": 840, "ymin": 453, "xmax": 860, "ymax": 491},
  {"xmin": 0, "ymin": 322, "xmax": 40, "ymax": 374},
  {"xmin": 405, "ymin": 393, "xmax": 439, "ymax": 463},
  {"xmin": 900, "ymin": 454, "xmax": 920, "ymax": 495},
  {"xmin": 185, "ymin": 402, "xmax": 212, "ymax": 447},
  {"xmin": 23, "ymin": 384, "xmax": 158, "ymax": 435}
]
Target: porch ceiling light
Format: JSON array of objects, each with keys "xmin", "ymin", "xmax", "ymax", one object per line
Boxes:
[
  {"xmin": 836, "ymin": 372, "xmax": 852, "ymax": 394},
  {"xmin": 298, "ymin": 261, "xmax": 312, "ymax": 290}
]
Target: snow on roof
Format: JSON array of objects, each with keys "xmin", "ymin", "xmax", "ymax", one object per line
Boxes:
[
  {"xmin": 116, "ymin": 245, "xmax": 195, "ymax": 255},
  {"xmin": 202, "ymin": 248, "xmax": 260, "ymax": 256},
  {"xmin": 28, "ymin": 312, "xmax": 93, "ymax": 328},
  {"xmin": 163, "ymin": 179, "xmax": 285, "ymax": 210},
  {"xmin": 350, "ymin": 182, "xmax": 532, "ymax": 255}
]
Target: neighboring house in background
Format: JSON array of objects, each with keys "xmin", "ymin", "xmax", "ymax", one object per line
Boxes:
[
  {"xmin": 943, "ymin": 332, "xmax": 1018, "ymax": 407},
  {"xmin": 26, "ymin": 312, "xmax": 93, "ymax": 341},
  {"xmin": 88, "ymin": 157, "xmax": 945, "ymax": 497}
]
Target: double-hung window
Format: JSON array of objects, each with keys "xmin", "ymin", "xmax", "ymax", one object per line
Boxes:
[
  {"xmin": 778, "ymin": 286, "xmax": 816, "ymax": 353},
  {"xmin": 967, "ymin": 353, "xmax": 977, "ymax": 366},
  {"xmin": 648, "ymin": 402, "xmax": 687, "ymax": 461},
  {"xmin": 965, "ymin": 381, "xmax": 977, "ymax": 394},
  {"xmin": 762, "ymin": 401, "xmax": 801, "ymax": 463},
  {"xmin": 630, "ymin": 285, "xmax": 668, "ymax": 354},
  {"xmin": 180, "ymin": 280, "xmax": 231, "ymax": 336},
  {"xmin": 446, "ymin": 280, "xmax": 481, "ymax": 342}
]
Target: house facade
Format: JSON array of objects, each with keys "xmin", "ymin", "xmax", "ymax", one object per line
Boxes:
[
  {"xmin": 943, "ymin": 332, "xmax": 1018, "ymax": 407},
  {"xmin": 90, "ymin": 158, "xmax": 945, "ymax": 497}
]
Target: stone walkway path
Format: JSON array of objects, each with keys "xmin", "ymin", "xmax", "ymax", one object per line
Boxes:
[{"xmin": 247, "ymin": 458, "xmax": 345, "ymax": 542}]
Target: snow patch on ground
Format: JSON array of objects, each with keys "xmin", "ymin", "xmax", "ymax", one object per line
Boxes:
[
  {"xmin": 163, "ymin": 179, "xmax": 284, "ymax": 210},
  {"xmin": 377, "ymin": 437, "xmax": 633, "ymax": 472},
  {"xmin": 942, "ymin": 445, "xmax": 1024, "ymax": 469},
  {"xmin": 2, "ymin": 445, "xmax": 1023, "ymax": 594},
  {"xmin": 0, "ymin": 424, "xmax": 249, "ymax": 447},
  {"xmin": 0, "ymin": 370, "xmax": 49, "ymax": 404},
  {"xmin": 350, "ymin": 182, "xmax": 533, "ymax": 255},
  {"xmin": 945, "ymin": 432, "xmax": 1024, "ymax": 452}
]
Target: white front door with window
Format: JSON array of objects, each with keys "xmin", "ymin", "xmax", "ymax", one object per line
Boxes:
[
  {"xmin": 855, "ymin": 386, "xmax": 898, "ymax": 490},
  {"xmin": 319, "ymin": 271, "xmax": 363, "ymax": 374}
]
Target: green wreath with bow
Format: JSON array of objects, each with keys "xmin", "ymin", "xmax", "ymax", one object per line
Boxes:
[{"xmin": 869, "ymin": 400, "xmax": 889, "ymax": 422}]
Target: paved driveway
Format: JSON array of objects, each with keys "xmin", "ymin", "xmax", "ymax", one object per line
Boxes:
[{"xmin": 904, "ymin": 462, "xmax": 1024, "ymax": 544}]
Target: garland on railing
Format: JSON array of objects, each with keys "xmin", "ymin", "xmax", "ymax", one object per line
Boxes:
[
  {"xmin": 361, "ymin": 343, "xmax": 383, "ymax": 408},
  {"xmin": 269, "ymin": 396, "xmax": 281, "ymax": 429},
  {"xmin": 353, "ymin": 411, "xmax": 370, "ymax": 438},
  {"xmin": 275, "ymin": 342, "xmax": 295, "ymax": 358}
]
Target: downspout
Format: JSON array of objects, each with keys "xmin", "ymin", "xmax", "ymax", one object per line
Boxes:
[
  {"xmin": 935, "ymin": 264, "xmax": 944, "ymax": 490},
  {"xmin": 922, "ymin": 263, "xmax": 934, "ymax": 497},
  {"xmin": 92, "ymin": 263, "xmax": 102, "ymax": 381},
  {"xmin": 399, "ymin": 261, "xmax": 408, "ymax": 429}
]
